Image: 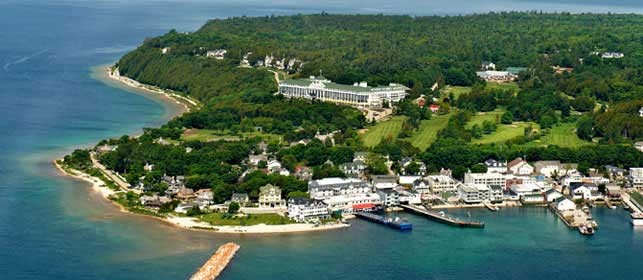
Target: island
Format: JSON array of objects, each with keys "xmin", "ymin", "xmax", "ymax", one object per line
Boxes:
[{"xmin": 58, "ymin": 13, "xmax": 643, "ymax": 235}]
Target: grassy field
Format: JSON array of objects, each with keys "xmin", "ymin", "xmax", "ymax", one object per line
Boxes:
[
  {"xmin": 361, "ymin": 116, "xmax": 408, "ymax": 147},
  {"xmin": 441, "ymin": 86, "xmax": 472, "ymax": 101},
  {"xmin": 530, "ymin": 122, "xmax": 592, "ymax": 148},
  {"xmin": 486, "ymin": 81, "xmax": 520, "ymax": 93},
  {"xmin": 197, "ymin": 213, "xmax": 294, "ymax": 226},
  {"xmin": 472, "ymin": 122, "xmax": 536, "ymax": 145},
  {"xmin": 181, "ymin": 129, "xmax": 282, "ymax": 142},
  {"xmin": 465, "ymin": 109, "xmax": 504, "ymax": 129},
  {"xmin": 409, "ymin": 113, "xmax": 453, "ymax": 151}
]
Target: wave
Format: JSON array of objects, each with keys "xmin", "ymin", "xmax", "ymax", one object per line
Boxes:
[{"xmin": 2, "ymin": 49, "xmax": 49, "ymax": 71}]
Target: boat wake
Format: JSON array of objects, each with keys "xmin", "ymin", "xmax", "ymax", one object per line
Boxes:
[{"xmin": 3, "ymin": 49, "xmax": 49, "ymax": 71}]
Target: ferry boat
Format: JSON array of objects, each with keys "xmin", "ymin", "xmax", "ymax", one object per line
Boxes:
[{"xmin": 631, "ymin": 212, "xmax": 643, "ymax": 226}]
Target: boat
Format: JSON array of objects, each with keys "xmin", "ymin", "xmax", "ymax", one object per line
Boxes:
[
  {"xmin": 579, "ymin": 224, "xmax": 595, "ymax": 235},
  {"xmin": 631, "ymin": 212, "xmax": 643, "ymax": 226},
  {"xmin": 354, "ymin": 212, "xmax": 412, "ymax": 231}
]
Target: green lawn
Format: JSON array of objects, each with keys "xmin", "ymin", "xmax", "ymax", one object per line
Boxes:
[
  {"xmin": 530, "ymin": 122, "xmax": 592, "ymax": 148},
  {"xmin": 181, "ymin": 129, "xmax": 282, "ymax": 142},
  {"xmin": 442, "ymin": 86, "xmax": 472, "ymax": 101},
  {"xmin": 485, "ymin": 81, "xmax": 520, "ymax": 93},
  {"xmin": 197, "ymin": 213, "xmax": 295, "ymax": 226},
  {"xmin": 465, "ymin": 109, "xmax": 504, "ymax": 129},
  {"xmin": 361, "ymin": 116, "xmax": 407, "ymax": 147},
  {"xmin": 409, "ymin": 113, "xmax": 452, "ymax": 151},
  {"xmin": 472, "ymin": 122, "xmax": 538, "ymax": 145}
]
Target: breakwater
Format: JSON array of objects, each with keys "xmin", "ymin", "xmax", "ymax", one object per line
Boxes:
[{"xmin": 190, "ymin": 243, "xmax": 240, "ymax": 280}]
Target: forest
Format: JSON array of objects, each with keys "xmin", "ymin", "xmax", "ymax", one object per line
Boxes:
[{"xmin": 67, "ymin": 13, "xmax": 643, "ymax": 202}]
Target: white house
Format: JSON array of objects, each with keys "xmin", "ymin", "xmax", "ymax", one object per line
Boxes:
[
  {"xmin": 399, "ymin": 175, "xmax": 422, "ymax": 186},
  {"xmin": 507, "ymin": 158, "xmax": 534, "ymax": 175},
  {"xmin": 427, "ymin": 175, "xmax": 461, "ymax": 194},
  {"xmin": 533, "ymin": 161, "xmax": 561, "ymax": 177},
  {"xmin": 287, "ymin": 198, "xmax": 330, "ymax": 222},
  {"xmin": 258, "ymin": 184, "xmax": 285, "ymax": 208},
  {"xmin": 206, "ymin": 49, "xmax": 227, "ymax": 59},
  {"xmin": 458, "ymin": 184, "xmax": 491, "ymax": 203},
  {"xmin": 630, "ymin": 168, "xmax": 643, "ymax": 189},
  {"xmin": 464, "ymin": 172, "xmax": 506, "ymax": 189},
  {"xmin": 323, "ymin": 192, "xmax": 381, "ymax": 214},
  {"xmin": 481, "ymin": 61, "xmax": 496, "ymax": 70},
  {"xmin": 554, "ymin": 197, "xmax": 576, "ymax": 212},
  {"xmin": 569, "ymin": 183, "xmax": 596, "ymax": 200},
  {"xmin": 602, "ymin": 52, "xmax": 624, "ymax": 59},
  {"xmin": 545, "ymin": 188, "xmax": 563, "ymax": 203},
  {"xmin": 484, "ymin": 159, "xmax": 507, "ymax": 174}
]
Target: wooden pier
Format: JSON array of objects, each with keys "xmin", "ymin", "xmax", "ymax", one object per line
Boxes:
[
  {"xmin": 400, "ymin": 204, "xmax": 485, "ymax": 228},
  {"xmin": 190, "ymin": 243, "xmax": 240, "ymax": 280}
]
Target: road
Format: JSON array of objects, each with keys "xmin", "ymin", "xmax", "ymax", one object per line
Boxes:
[{"xmin": 90, "ymin": 152, "xmax": 139, "ymax": 194}]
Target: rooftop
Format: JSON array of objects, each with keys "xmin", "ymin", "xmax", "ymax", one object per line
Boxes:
[{"xmin": 280, "ymin": 76, "xmax": 408, "ymax": 94}]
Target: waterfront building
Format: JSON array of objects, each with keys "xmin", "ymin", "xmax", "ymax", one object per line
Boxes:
[
  {"xmin": 377, "ymin": 188, "xmax": 400, "ymax": 207},
  {"xmin": 412, "ymin": 179, "xmax": 430, "ymax": 195},
  {"xmin": 195, "ymin": 189, "xmax": 214, "ymax": 206},
  {"xmin": 508, "ymin": 158, "xmax": 534, "ymax": 175},
  {"xmin": 569, "ymin": 183, "xmax": 600, "ymax": 201},
  {"xmin": 287, "ymin": 198, "xmax": 330, "ymax": 222},
  {"xmin": 397, "ymin": 189, "xmax": 422, "ymax": 205},
  {"xmin": 323, "ymin": 193, "xmax": 381, "ymax": 214},
  {"xmin": 485, "ymin": 158, "xmax": 507, "ymax": 174},
  {"xmin": 258, "ymin": 184, "xmax": 285, "ymax": 208},
  {"xmin": 630, "ymin": 168, "xmax": 643, "ymax": 189},
  {"xmin": 371, "ymin": 175, "xmax": 398, "ymax": 190},
  {"xmin": 427, "ymin": 175, "xmax": 460, "ymax": 194},
  {"xmin": 230, "ymin": 193, "xmax": 249, "ymax": 206},
  {"xmin": 489, "ymin": 185, "xmax": 504, "ymax": 202},
  {"xmin": 606, "ymin": 184, "xmax": 622, "ymax": 200},
  {"xmin": 545, "ymin": 188, "xmax": 564, "ymax": 203},
  {"xmin": 604, "ymin": 165, "xmax": 626, "ymax": 179},
  {"xmin": 458, "ymin": 184, "xmax": 489, "ymax": 203},
  {"xmin": 278, "ymin": 76, "xmax": 409, "ymax": 108},
  {"xmin": 521, "ymin": 193, "xmax": 545, "ymax": 204},
  {"xmin": 308, "ymin": 178, "xmax": 371, "ymax": 200},
  {"xmin": 464, "ymin": 172, "xmax": 506, "ymax": 189},
  {"xmin": 554, "ymin": 197, "xmax": 576, "ymax": 212}
]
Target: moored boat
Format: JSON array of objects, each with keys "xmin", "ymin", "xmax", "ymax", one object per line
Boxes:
[{"xmin": 631, "ymin": 212, "xmax": 643, "ymax": 226}]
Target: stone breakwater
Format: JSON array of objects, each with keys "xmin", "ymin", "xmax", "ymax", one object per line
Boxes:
[{"xmin": 190, "ymin": 243, "xmax": 240, "ymax": 280}]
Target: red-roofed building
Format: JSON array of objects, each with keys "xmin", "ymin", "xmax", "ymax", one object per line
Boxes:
[
  {"xmin": 352, "ymin": 203, "xmax": 376, "ymax": 212},
  {"xmin": 429, "ymin": 104, "xmax": 440, "ymax": 113}
]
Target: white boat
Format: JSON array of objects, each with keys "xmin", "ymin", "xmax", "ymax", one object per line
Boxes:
[{"xmin": 631, "ymin": 213, "xmax": 643, "ymax": 226}]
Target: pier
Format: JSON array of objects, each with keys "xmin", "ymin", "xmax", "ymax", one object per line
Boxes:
[
  {"xmin": 190, "ymin": 243, "xmax": 240, "ymax": 280},
  {"xmin": 400, "ymin": 204, "xmax": 485, "ymax": 228},
  {"xmin": 354, "ymin": 212, "xmax": 412, "ymax": 231}
]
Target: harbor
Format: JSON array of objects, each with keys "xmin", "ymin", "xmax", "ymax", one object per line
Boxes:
[
  {"xmin": 354, "ymin": 212, "xmax": 412, "ymax": 231},
  {"xmin": 190, "ymin": 243, "xmax": 240, "ymax": 280},
  {"xmin": 400, "ymin": 204, "xmax": 485, "ymax": 228}
]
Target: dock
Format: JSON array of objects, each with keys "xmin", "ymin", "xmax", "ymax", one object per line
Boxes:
[
  {"xmin": 354, "ymin": 212, "xmax": 412, "ymax": 231},
  {"xmin": 190, "ymin": 243, "xmax": 240, "ymax": 280},
  {"xmin": 400, "ymin": 204, "xmax": 484, "ymax": 228}
]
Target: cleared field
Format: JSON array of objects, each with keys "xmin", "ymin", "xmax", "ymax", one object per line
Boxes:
[
  {"xmin": 465, "ymin": 109, "xmax": 504, "ymax": 129},
  {"xmin": 181, "ymin": 129, "xmax": 282, "ymax": 142},
  {"xmin": 486, "ymin": 81, "xmax": 520, "ymax": 93},
  {"xmin": 442, "ymin": 86, "xmax": 472, "ymax": 101},
  {"xmin": 361, "ymin": 116, "xmax": 407, "ymax": 147},
  {"xmin": 532, "ymin": 122, "xmax": 592, "ymax": 148},
  {"xmin": 409, "ymin": 113, "xmax": 452, "ymax": 151},
  {"xmin": 472, "ymin": 122, "xmax": 537, "ymax": 145}
]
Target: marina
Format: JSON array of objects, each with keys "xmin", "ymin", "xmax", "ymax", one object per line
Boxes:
[
  {"xmin": 354, "ymin": 212, "xmax": 412, "ymax": 231},
  {"xmin": 400, "ymin": 204, "xmax": 485, "ymax": 228}
]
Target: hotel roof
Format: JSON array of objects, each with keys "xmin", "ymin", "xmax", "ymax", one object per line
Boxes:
[{"xmin": 280, "ymin": 76, "xmax": 408, "ymax": 93}]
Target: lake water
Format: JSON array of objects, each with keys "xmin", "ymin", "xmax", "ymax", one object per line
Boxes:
[{"xmin": 2, "ymin": 1, "xmax": 643, "ymax": 279}]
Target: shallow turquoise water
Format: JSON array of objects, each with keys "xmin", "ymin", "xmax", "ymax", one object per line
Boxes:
[{"xmin": 2, "ymin": 1, "xmax": 643, "ymax": 279}]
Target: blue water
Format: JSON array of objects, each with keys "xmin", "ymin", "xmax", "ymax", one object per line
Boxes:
[{"xmin": 2, "ymin": 1, "xmax": 643, "ymax": 279}]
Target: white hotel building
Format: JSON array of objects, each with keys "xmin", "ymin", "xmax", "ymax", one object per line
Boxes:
[{"xmin": 278, "ymin": 76, "xmax": 409, "ymax": 108}]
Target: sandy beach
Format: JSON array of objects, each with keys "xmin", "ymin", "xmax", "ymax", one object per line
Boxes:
[
  {"xmin": 167, "ymin": 216, "xmax": 350, "ymax": 234},
  {"xmin": 53, "ymin": 160, "xmax": 117, "ymax": 199},
  {"xmin": 94, "ymin": 65, "xmax": 199, "ymax": 116}
]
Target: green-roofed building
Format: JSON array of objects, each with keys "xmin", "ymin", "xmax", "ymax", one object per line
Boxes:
[
  {"xmin": 278, "ymin": 76, "xmax": 409, "ymax": 108},
  {"xmin": 506, "ymin": 67, "xmax": 529, "ymax": 75}
]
